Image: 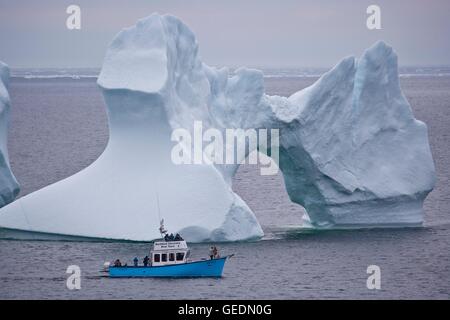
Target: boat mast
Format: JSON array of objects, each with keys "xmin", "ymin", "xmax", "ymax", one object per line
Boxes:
[{"xmin": 156, "ymin": 189, "xmax": 167, "ymax": 238}]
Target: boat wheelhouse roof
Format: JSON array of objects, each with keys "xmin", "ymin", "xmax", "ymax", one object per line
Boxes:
[{"xmin": 153, "ymin": 240, "xmax": 188, "ymax": 251}]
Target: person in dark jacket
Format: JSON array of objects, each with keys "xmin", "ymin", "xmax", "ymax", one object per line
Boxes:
[
  {"xmin": 143, "ymin": 255, "xmax": 149, "ymax": 267},
  {"xmin": 213, "ymin": 246, "xmax": 219, "ymax": 258},
  {"xmin": 175, "ymin": 233, "xmax": 184, "ymax": 241}
]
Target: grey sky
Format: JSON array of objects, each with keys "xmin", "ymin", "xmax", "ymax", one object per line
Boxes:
[{"xmin": 0, "ymin": 0, "xmax": 449, "ymax": 68}]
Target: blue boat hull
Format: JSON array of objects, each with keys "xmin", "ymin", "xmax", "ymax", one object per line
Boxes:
[{"xmin": 109, "ymin": 257, "xmax": 228, "ymax": 278}]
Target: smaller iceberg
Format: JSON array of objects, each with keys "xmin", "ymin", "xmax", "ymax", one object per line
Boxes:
[
  {"xmin": 271, "ymin": 42, "xmax": 436, "ymax": 227},
  {"xmin": 0, "ymin": 61, "xmax": 20, "ymax": 208}
]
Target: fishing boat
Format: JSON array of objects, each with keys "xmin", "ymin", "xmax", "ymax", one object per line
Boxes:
[{"xmin": 107, "ymin": 221, "xmax": 233, "ymax": 278}]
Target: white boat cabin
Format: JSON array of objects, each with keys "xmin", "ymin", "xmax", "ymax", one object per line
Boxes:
[{"xmin": 151, "ymin": 240, "xmax": 190, "ymax": 266}]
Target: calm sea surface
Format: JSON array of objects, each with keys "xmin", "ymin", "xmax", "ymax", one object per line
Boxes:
[{"xmin": 0, "ymin": 74, "xmax": 449, "ymax": 299}]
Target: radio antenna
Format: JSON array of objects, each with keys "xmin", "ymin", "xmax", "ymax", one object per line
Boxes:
[{"xmin": 157, "ymin": 190, "xmax": 167, "ymax": 238}]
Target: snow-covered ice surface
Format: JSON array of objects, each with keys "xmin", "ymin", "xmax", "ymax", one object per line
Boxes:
[
  {"xmin": 0, "ymin": 14, "xmax": 436, "ymax": 241},
  {"xmin": 0, "ymin": 61, "xmax": 20, "ymax": 208}
]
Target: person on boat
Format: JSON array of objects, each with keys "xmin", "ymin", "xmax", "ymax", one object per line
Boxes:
[
  {"xmin": 174, "ymin": 233, "xmax": 181, "ymax": 241},
  {"xmin": 164, "ymin": 233, "xmax": 170, "ymax": 241},
  {"xmin": 209, "ymin": 246, "xmax": 214, "ymax": 260},
  {"xmin": 114, "ymin": 259, "xmax": 122, "ymax": 267},
  {"xmin": 143, "ymin": 255, "xmax": 149, "ymax": 267},
  {"xmin": 133, "ymin": 257, "xmax": 138, "ymax": 267},
  {"xmin": 213, "ymin": 246, "xmax": 219, "ymax": 258}
]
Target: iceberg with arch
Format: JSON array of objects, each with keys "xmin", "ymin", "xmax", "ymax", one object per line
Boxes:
[
  {"xmin": 0, "ymin": 62, "xmax": 20, "ymax": 208},
  {"xmin": 0, "ymin": 14, "xmax": 436, "ymax": 241}
]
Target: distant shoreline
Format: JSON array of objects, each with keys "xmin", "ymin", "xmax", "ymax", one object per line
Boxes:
[
  {"xmin": 9, "ymin": 66, "xmax": 450, "ymax": 80},
  {"xmin": 10, "ymin": 74, "xmax": 450, "ymax": 81}
]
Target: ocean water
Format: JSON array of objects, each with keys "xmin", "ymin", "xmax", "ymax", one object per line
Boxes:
[{"xmin": 0, "ymin": 73, "xmax": 449, "ymax": 299}]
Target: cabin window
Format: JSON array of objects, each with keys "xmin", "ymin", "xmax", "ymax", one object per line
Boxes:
[
  {"xmin": 169, "ymin": 253, "xmax": 175, "ymax": 261},
  {"xmin": 162, "ymin": 253, "xmax": 167, "ymax": 262},
  {"xmin": 153, "ymin": 254, "xmax": 160, "ymax": 263},
  {"xmin": 176, "ymin": 252, "xmax": 185, "ymax": 261}
]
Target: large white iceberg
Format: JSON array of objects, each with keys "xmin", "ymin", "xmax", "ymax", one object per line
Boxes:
[
  {"xmin": 0, "ymin": 61, "xmax": 20, "ymax": 208},
  {"xmin": 0, "ymin": 14, "xmax": 435, "ymax": 241}
]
